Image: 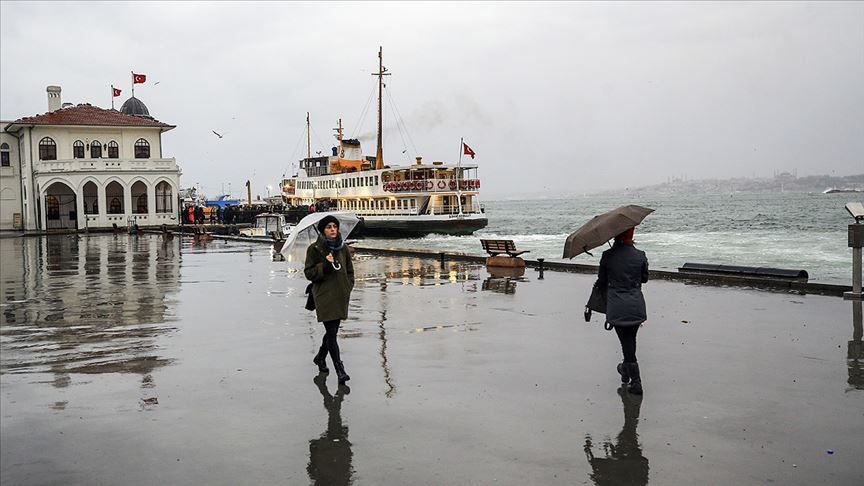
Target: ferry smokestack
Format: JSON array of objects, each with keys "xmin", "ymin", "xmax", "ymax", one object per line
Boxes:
[
  {"xmin": 416, "ymin": 156, "xmax": 422, "ymax": 165},
  {"xmin": 47, "ymin": 86, "xmax": 62, "ymax": 112}
]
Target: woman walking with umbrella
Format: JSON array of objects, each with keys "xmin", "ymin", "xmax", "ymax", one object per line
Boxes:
[
  {"xmin": 597, "ymin": 226, "xmax": 649, "ymax": 395},
  {"xmin": 305, "ymin": 215, "xmax": 355, "ymax": 384},
  {"xmin": 564, "ymin": 205, "xmax": 653, "ymax": 395}
]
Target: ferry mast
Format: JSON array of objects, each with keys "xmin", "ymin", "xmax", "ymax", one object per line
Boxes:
[{"xmin": 373, "ymin": 46, "xmax": 390, "ymax": 170}]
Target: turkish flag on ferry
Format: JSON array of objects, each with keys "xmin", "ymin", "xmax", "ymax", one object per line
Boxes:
[
  {"xmin": 112, "ymin": 88, "xmax": 122, "ymax": 97},
  {"xmin": 463, "ymin": 142, "xmax": 476, "ymax": 159},
  {"xmin": 133, "ymin": 73, "xmax": 147, "ymax": 84}
]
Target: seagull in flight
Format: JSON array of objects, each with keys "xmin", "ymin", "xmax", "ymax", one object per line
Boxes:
[{"xmin": 212, "ymin": 130, "xmax": 226, "ymax": 139}]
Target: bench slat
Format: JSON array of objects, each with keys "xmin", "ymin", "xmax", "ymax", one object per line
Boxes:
[{"xmin": 480, "ymin": 239, "xmax": 530, "ymax": 257}]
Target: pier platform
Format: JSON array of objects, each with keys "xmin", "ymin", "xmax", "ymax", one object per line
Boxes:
[{"xmin": 1, "ymin": 234, "xmax": 861, "ymax": 485}]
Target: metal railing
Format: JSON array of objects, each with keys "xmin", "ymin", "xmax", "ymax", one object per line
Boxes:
[{"xmin": 383, "ymin": 178, "xmax": 481, "ymax": 193}]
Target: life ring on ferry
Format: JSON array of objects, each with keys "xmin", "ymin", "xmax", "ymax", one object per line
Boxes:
[
  {"xmin": 426, "ymin": 180, "xmax": 433, "ymax": 190},
  {"xmin": 384, "ymin": 182, "xmax": 390, "ymax": 191},
  {"xmin": 400, "ymin": 181, "xmax": 407, "ymax": 191},
  {"xmin": 438, "ymin": 180, "xmax": 446, "ymax": 189},
  {"xmin": 476, "ymin": 180, "xmax": 480, "ymax": 188},
  {"xmin": 449, "ymin": 180, "xmax": 456, "ymax": 189}
]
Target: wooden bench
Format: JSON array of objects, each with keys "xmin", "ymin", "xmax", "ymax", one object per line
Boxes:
[{"xmin": 480, "ymin": 239, "xmax": 530, "ymax": 258}]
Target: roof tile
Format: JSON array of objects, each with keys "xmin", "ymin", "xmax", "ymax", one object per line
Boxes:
[{"xmin": 11, "ymin": 104, "xmax": 174, "ymax": 129}]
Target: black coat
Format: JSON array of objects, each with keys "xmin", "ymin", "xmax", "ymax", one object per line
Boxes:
[
  {"xmin": 304, "ymin": 236, "xmax": 355, "ymax": 322},
  {"xmin": 597, "ymin": 242, "xmax": 649, "ymax": 327}
]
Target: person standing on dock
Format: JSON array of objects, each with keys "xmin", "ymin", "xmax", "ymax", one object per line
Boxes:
[
  {"xmin": 305, "ymin": 215, "xmax": 355, "ymax": 384},
  {"xmin": 597, "ymin": 227, "xmax": 649, "ymax": 395}
]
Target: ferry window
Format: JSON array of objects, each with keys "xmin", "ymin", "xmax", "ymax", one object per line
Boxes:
[
  {"xmin": 90, "ymin": 140, "xmax": 102, "ymax": 158},
  {"xmin": 73, "ymin": 140, "xmax": 85, "ymax": 158},
  {"xmin": 375, "ymin": 176, "xmax": 379, "ymax": 186},
  {"xmin": 39, "ymin": 137, "xmax": 57, "ymax": 160}
]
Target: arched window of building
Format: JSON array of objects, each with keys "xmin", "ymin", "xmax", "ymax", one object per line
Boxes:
[
  {"xmin": 107, "ymin": 140, "xmax": 119, "ymax": 159},
  {"xmin": 83, "ymin": 181, "xmax": 98, "ymax": 214},
  {"xmin": 0, "ymin": 142, "xmax": 10, "ymax": 167},
  {"xmin": 73, "ymin": 140, "xmax": 85, "ymax": 159},
  {"xmin": 46, "ymin": 195, "xmax": 60, "ymax": 220},
  {"xmin": 39, "ymin": 137, "xmax": 57, "ymax": 160},
  {"xmin": 106, "ymin": 181, "xmax": 124, "ymax": 214},
  {"xmin": 90, "ymin": 140, "xmax": 102, "ymax": 158},
  {"xmin": 134, "ymin": 138, "xmax": 150, "ymax": 159},
  {"xmin": 155, "ymin": 181, "xmax": 173, "ymax": 213},
  {"xmin": 131, "ymin": 181, "xmax": 148, "ymax": 214}
]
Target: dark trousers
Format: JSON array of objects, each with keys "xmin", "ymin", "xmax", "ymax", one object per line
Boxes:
[
  {"xmin": 614, "ymin": 325, "xmax": 639, "ymax": 363},
  {"xmin": 321, "ymin": 319, "xmax": 342, "ymax": 364}
]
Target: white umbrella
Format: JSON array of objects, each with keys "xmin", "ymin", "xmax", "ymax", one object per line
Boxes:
[{"xmin": 280, "ymin": 211, "xmax": 361, "ymax": 263}]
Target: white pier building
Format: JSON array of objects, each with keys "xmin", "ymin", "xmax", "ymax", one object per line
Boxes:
[{"xmin": 1, "ymin": 86, "xmax": 181, "ymax": 231}]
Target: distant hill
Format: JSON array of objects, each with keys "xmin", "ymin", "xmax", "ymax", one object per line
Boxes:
[{"xmin": 599, "ymin": 174, "xmax": 864, "ymax": 196}]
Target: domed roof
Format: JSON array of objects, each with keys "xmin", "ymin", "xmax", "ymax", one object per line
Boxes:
[{"xmin": 120, "ymin": 96, "xmax": 150, "ymax": 117}]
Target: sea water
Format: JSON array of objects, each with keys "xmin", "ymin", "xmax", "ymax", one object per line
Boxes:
[{"xmin": 357, "ymin": 192, "xmax": 862, "ymax": 282}]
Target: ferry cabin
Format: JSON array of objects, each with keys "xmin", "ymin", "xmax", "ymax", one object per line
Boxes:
[{"xmin": 282, "ymin": 141, "xmax": 482, "ymax": 220}]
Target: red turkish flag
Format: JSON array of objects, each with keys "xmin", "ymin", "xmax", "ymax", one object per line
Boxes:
[
  {"xmin": 133, "ymin": 73, "xmax": 147, "ymax": 84},
  {"xmin": 463, "ymin": 142, "xmax": 476, "ymax": 159},
  {"xmin": 112, "ymin": 87, "xmax": 122, "ymax": 97}
]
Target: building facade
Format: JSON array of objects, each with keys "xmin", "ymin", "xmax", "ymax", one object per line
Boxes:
[{"xmin": 0, "ymin": 86, "xmax": 181, "ymax": 231}]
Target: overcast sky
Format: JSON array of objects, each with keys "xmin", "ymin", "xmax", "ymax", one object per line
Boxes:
[{"xmin": 2, "ymin": 1, "xmax": 862, "ymax": 199}]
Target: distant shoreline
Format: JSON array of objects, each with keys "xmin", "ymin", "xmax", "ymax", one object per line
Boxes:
[{"xmin": 488, "ymin": 173, "xmax": 864, "ymax": 200}]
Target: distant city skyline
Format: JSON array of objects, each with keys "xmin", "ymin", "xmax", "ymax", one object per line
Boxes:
[{"xmin": 2, "ymin": 2, "xmax": 862, "ymax": 200}]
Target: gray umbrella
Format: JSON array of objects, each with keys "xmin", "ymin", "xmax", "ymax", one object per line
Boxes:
[{"xmin": 563, "ymin": 205, "xmax": 654, "ymax": 259}]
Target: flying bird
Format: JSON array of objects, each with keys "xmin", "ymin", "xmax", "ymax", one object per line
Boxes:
[{"xmin": 212, "ymin": 130, "xmax": 226, "ymax": 139}]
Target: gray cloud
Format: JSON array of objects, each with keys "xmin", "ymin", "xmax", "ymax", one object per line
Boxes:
[{"xmin": 2, "ymin": 1, "xmax": 861, "ymax": 199}]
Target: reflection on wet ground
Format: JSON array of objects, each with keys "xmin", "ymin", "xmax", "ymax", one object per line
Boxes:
[
  {"xmin": 1, "ymin": 234, "xmax": 862, "ymax": 485},
  {"xmin": 584, "ymin": 388, "xmax": 648, "ymax": 486},
  {"xmin": 1, "ymin": 235, "xmax": 179, "ymax": 378},
  {"xmin": 849, "ymin": 301, "xmax": 863, "ymax": 390},
  {"xmin": 308, "ymin": 375, "xmax": 353, "ymax": 486}
]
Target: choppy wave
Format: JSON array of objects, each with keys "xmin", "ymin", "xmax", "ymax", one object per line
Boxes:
[{"xmin": 357, "ymin": 192, "xmax": 860, "ymax": 281}]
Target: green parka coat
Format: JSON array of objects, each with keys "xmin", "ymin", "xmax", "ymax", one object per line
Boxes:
[{"xmin": 304, "ymin": 236, "xmax": 355, "ymax": 322}]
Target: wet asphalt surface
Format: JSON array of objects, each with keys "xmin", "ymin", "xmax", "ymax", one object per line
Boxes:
[{"xmin": 1, "ymin": 234, "xmax": 862, "ymax": 485}]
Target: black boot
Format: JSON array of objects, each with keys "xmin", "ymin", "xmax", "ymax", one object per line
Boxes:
[
  {"xmin": 626, "ymin": 362, "xmax": 643, "ymax": 395},
  {"xmin": 617, "ymin": 362, "xmax": 630, "ymax": 384},
  {"xmin": 313, "ymin": 346, "xmax": 329, "ymax": 373},
  {"xmin": 333, "ymin": 360, "xmax": 350, "ymax": 385}
]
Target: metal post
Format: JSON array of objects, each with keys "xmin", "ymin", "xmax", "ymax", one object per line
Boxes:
[
  {"xmin": 853, "ymin": 245, "xmax": 862, "ymax": 294},
  {"xmin": 537, "ymin": 258, "xmax": 545, "ymax": 280},
  {"xmin": 845, "ymin": 221, "xmax": 864, "ymax": 301}
]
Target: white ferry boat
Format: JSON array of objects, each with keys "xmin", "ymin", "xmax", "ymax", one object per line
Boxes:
[{"xmin": 280, "ymin": 49, "xmax": 488, "ymax": 237}]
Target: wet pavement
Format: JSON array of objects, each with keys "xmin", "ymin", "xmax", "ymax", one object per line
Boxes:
[{"xmin": 1, "ymin": 234, "xmax": 862, "ymax": 485}]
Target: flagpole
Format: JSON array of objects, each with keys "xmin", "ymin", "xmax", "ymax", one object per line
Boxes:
[
  {"xmin": 457, "ymin": 137, "xmax": 464, "ymax": 216},
  {"xmin": 111, "ymin": 85, "xmax": 115, "ymax": 110},
  {"xmin": 131, "ymin": 71, "xmax": 135, "ymax": 97}
]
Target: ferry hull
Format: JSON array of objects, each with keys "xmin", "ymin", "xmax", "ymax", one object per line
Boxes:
[{"xmin": 355, "ymin": 215, "xmax": 488, "ymax": 237}]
